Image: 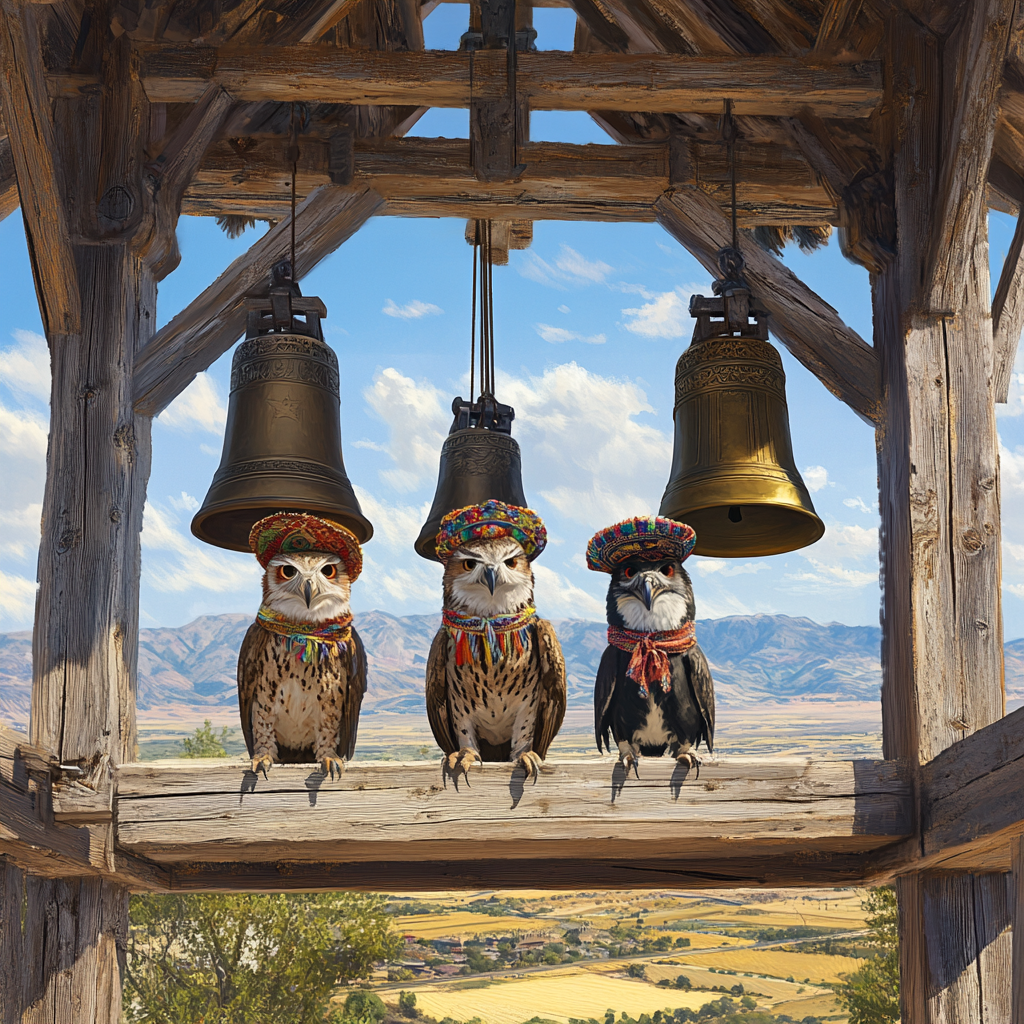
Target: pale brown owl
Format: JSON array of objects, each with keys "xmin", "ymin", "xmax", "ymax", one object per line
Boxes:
[
  {"xmin": 238, "ymin": 513, "xmax": 367, "ymax": 778},
  {"xmin": 425, "ymin": 502, "xmax": 566, "ymax": 779}
]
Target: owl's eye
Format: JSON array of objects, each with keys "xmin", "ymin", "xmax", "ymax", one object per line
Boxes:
[
  {"xmin": 622, "ymin": 567, "xmax": 635, "ymax": 579},
  {"xmin": 660, "ymin": 564, "xmax": 675, "ymax": 577},
  {"xmin": 505, "ymin": 558, "xmax": 516, "ymax": 568},
  {"xmin": 321, "ymin": 564, "xmax": 337, "ymax": 579},
  {"xmin": 279, "ymin": 565, "xmax": 297, "ymax": 579},
  {"xmin": 463, "ymin": 559, "xmax": 477, "ymax": 570}
]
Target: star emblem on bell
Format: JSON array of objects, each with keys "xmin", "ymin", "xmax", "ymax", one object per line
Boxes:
[{"xmin": 267, "ymin": 393, "xmax": 302, "ymax": 421}]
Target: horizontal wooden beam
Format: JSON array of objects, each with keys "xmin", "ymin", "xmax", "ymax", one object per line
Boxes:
[
  {"xmin": 921, "ymin": 706, "xmax": 1024, "ymax": 872},
  {"xmin": 133, "ymin": 184, "xmax": 384, "ymax": 416},
  {"xmin": 182, "ymin": 136, "xmax": 837, "ymax": 224},
  {"xmin": 113, "ymin": 757, "xmax": 911, "ymax": 890},
  {"xmin": 123, "ymin": 47, "xmax": 882, "ymax": 117}
]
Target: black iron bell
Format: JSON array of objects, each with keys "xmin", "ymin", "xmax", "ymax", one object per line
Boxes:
[
  {"xmin": 191, "ymin": 263, "xmax": 373, "ymax": 551},
  {"xmin": 414, "ymin": 394, "xmax": 528, "ymax": 561}
]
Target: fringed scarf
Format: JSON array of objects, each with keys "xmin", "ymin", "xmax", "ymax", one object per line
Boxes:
[
  {"xmin": 443, "ymin": 606, "xmax": 537, "ymax": 668},
  {"xmin": 257, "ymin": 605, "xmax": 353, "ymax": 664},
  {"xmin": 607, "ymin": 621, "xmax": 696, "ymax": 697}
]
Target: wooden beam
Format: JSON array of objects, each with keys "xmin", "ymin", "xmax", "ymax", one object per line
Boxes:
[
  {"xmin": 131, "ymin": 47, "xmax": 883, "ymax": 117},
  {"xmin": 655, "ymin": 188, "xmax": 881, "ymax": 423},
  {"xmin": 992, "ymin": 207, "xmax": 1024, "ymax": 403},
  {"xmin": 114, "ymin": 758, "xmax": 911, "ymax": 882},
  {"xmin": 132, "ymin": 184, "xmax": 384, "ymax": 416},
  {"xmin": 0, "ymin": 2, "xmax": 80, "ymax": 335},
  {"xmin": 182, "ymin": 135, "xmax": 838, "ymax": 224},
  {"xmin": 0, "ymin": 134, "xmax": 16, "ymax": 222}
]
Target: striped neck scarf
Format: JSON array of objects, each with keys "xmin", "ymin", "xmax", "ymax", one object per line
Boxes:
[
  {"xmin": 443, "ymin": 606, "xmax": 536, "ymax": 668},
  {"xmin": 257, "ymin": 605, "xmax": 353, "ymax": 664},
  {"xmin": 607, "ymin": 621, "xmax": 696, "ymax": 696}
]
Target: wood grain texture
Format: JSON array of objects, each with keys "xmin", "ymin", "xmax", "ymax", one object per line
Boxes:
[
  {"xmin": 134, "ymin": 46, "xmax": 882, "ymax": 116},
  {"xmin": 0, "ymin": 134, "xmax": 17, "ymax": 222},
  {"xmin": 132, "ymin": 184, "xmax": 383, "ymax": 416},
  {"xmin": 114, "ymin": 757, "xmax": 911, "ymax": 866},
  {"xmin": 1013, "ymin": 837, "xmax": 1024, "ymax": 1021},
  {"xmin": 993, "ymin": 208, "xmax": 1024, "ymax": 404},
  {"xmin": 0, "ymin": 2, "xmax": 79, "ymax": 335},
  {"xmin": 655, "ymin": 189, "xmax": 880, "ymax": 423}
]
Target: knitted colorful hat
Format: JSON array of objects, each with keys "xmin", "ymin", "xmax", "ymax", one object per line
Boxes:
[
  {"xmin": 586, "ymin": 516, "xmax": 696, "ymax": 573},
  {"xmin": 248, "ymin": 512, "xmax": 363, "ymax": 581},
  {"xmin": 435, "ymin": 500, "xmax": 547, "ymax": 563}
]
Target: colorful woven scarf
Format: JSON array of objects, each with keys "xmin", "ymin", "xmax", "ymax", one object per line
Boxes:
[
  {"xmin": 257, "ymin": 605, "xmax": 353, "ymax": 664},
  {"xmin": 443, "ymin": 606, "xmax": 537, "ymax": 667},
  {"xmin": 607, "ymin": 622, "xmax": 697, "ymax": 696}
]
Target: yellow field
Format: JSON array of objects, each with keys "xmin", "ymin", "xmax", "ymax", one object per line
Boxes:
[
  {"xmin": 406, "ymin": 973, "xmax": 717, "ymax": 1024},
  {"xmin": 673, "ymin": 948, "xmax": 867, "ymax": 985},
  {"xmin": 773, "ymin": 993, "xmax": 847, "ymax": 1019},
  {"xmin": 642, "ymin": 894, "xmax": 866, "ymax": 933},
  {"xmin": 391, "ymin": 912, "xmax": 563, "ymax": 939},
  {"xmin": 636, "ymin": 961, "xmax": 818, "ymax": 1001}
]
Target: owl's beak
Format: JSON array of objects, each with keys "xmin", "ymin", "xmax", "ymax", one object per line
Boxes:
[
  {"xmin": 639, "ymin": 575, "xmax": 654, "ymax": 610},
  {"xmin": 303, "ymin": 580, "xmax": 313, "ymax": 607},
  {"xmin": 483, "ymin": 566, "xmax": 497, "ymax": 594}
]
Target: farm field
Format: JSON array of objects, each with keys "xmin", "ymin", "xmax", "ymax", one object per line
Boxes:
[
  {"xmin": 671, "ymin": 948, "xmax": 867, "ymax": 985},
  {"xmin": 392, "ymin": 912, "xmax": 566, "ymax": 939},
  {"xmin": 634, "ymin": 961, "xmax": 831, "ymax": 999}
]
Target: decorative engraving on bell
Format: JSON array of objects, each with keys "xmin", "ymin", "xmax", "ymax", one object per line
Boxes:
[
  {"xmin": 191, "ymin": 262, "xmax": 373, "ymax": 551},
  {"xmin": 659, "ymin": 249, "xmax": 824, "ymax": 558},
  {"xmin": 414, "ymin": 394, "xmax": 528, "ymax": 561}
]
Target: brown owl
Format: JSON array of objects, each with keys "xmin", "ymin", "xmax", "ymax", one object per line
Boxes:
[{"xmin": 238, "ymin": 513, "xmax": 367, "ymax": 778}]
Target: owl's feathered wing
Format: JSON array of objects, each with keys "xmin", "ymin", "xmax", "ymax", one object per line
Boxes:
[
  {"xmin": 685, "ymin": 642, "xmax": 715, "ymax": 753},
  {"xmin": 594, "ymin": 644, "xmax": 619, "ymax": 754},
  {"xmin": 531, "ymin": 617, "xmax": 567, "ymax": 759},
  {"xmin": 236, "ymin": 620, "xmax": 367, "ymax": 760},
  {"xmin": 425, "ymin": 626, "xmax": 456, "ymax": 755}
]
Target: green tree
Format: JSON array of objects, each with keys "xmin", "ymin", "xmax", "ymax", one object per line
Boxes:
[
  {"xmin": 627, "ymin": 963, "xmax": 646, "ymax": 979},
  {"xmin": 398, "ymin": 991, "xmax": 418, "ymax": 1018},
  {"xmin": 836, "ymin": 886, "xmax": 899, "ymax": 1024},
  {"xmin": 124, "ymin": 892, "xmax": 400, "ymax": 1024},
  {"xmin": 180, "ymin": 719, "xmax": 231, "ymax": 758}
]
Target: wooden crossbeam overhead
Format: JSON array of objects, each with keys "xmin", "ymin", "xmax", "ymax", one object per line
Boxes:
[{"xmin": 123, "ymin": 47, "xmax": 882, "ymax": 116}]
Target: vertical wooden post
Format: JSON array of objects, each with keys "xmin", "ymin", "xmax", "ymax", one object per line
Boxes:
[
  {"xmin": 1012, "ymin": 838, "xmax": 1024, "ymax": 1023},
  {"xmin": 875, "ymin": 6, "xmax": 1012, "ymax": 1022}
]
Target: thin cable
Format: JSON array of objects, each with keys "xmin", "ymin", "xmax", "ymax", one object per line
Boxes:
[{"xmin": 470, "ymin": 222, "xmax": 478, "ymax": 403}]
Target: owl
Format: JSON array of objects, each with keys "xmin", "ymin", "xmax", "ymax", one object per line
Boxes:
[
  {"xmin": 587, "ymin": 516, "xmax": 714, "ymax": 777},
  {"xmin": 424, "ymin": 502, "xmax": 566, "ymax": 779},
  {"xmin": 238, "ymin": 513, "xmax": 367, "ymax": 778}
]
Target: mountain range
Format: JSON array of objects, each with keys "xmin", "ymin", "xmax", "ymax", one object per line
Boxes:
[{"xmin": 5, "ymin": 611, "xmax": 1023, "ymax": 729}]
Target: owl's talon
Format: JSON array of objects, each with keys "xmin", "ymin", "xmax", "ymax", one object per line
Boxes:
[
  {"xmin": 319, "ymin": 755, "xmax": 345, "ymax": 780},
  {"xmin": 676, "ymin": 751, "xmax": 701, "ymax": 779},
  {"xmin": 251, "ymin": 754, "xmax": 273, "ymax": 778},
  {"xmin": 620, "ymin": 752, "xmax": 640, "ymax": 779},
  {"xmin": 515, "ymin": 750, "xmax": 544, "ymax": 782},
  {"xmin": 447, "ymin": 747, "xmax": 481, "ymax": 777}
]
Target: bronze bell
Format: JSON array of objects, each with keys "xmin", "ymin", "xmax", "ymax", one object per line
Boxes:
[
  {"xmin": 191, "ymin": 263, "xmax": 373, "ymax": 551},
  {"xmin": 415, "ymin": 394, "xmax": 528, "ymax": 561},
  {"xmin": 659, "ymin": 250, "xmax": 824, "ymax": 558}
]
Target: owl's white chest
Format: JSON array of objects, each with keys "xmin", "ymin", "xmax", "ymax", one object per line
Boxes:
[{"xmin": 271, "ymin": 674, "xmax": 319, "ymax": 749}]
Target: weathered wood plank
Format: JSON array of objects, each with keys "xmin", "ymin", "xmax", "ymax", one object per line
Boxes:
[
  {"xmin": 114, "ymin": 758, "xmax": 912, "ymax": 867},
  {"xmin": 0, "ymin": 134, "xmax": 16, "ymax": 222},
  {"xmin": 655, "ymin": 188, "xmax": 880, "ymax": 423},
  {"xmin": 0, "ymin": 2, "xmax": 79, "ymax": 335},
  {"xmin": 1013, "ymin": 837, "xmax": 1024, "ymax": 1021},
  {"xmin": 132, "ymin": 46, "xmax": 882, "ymax": 116},
  {"xmin": 132, "ymin": 184, "xmax": 384, "ymax": 416},
  {"xmin": 993, "ymin": 207, "xmax": 1024, "ymax": 403}
]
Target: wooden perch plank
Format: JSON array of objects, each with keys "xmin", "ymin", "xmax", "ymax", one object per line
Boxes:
[
  {"xmin": 0, "ymin": 3, "xmax": 80, "ymax": 335},
  {"xmin": 134, "ymin": 46, "xmax": 882, "ymax": 117},
  {"xmin": 655, "ymin": 189, "xmax": 881, "ymax": 423},
  {"xmin": 115, "ymin": 758, "xmax": 911, "ymax": 877},
  {"xmin": 132, "ymin": 184, "xmax": 384, "ymax": 416},
  {"xmin": 993, "ymin": 208, "xmax": 1024, "ymax": 402}
]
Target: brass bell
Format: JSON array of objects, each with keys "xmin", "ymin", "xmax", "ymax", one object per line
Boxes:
[
  {"xmin": 415, "ymin": 394, "xmax": 528, "ymax": 561},
  {"xmin": 659, "ymin": 250, "xmax": 824, "ymax": 558},
  {"xmin": 191, "ymin": 262, "xmax": 373, "ymax": 551}
]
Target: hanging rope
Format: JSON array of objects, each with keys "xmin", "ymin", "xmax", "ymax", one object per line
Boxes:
[
  {"xmin": 288, "ymin": 103, "xmax": 300, "ymax": 277},
  {"xmin": 470, "ymin": 222, "xmax": 478, "ymax": 403},
  {"xmin": 722, "ymin": 99, "xmax": 738, "ymax": 252}
]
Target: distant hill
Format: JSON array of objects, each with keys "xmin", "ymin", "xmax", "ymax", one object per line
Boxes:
[{"xmin": 3, "ymin": 612, "xmax": 1022, "ymax": 727}]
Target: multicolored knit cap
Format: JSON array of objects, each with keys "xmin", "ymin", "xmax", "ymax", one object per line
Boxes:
[
  {"xmin": 585, "ymin": 516, "xmax": 696, "ymax": 573},
  {"xmin": 248, "ymin": 512, "xmax": 363, "ymax": 581},
  {"xmin": 435, "ymin": 500, "xmax": 547, "ymax": 563}
]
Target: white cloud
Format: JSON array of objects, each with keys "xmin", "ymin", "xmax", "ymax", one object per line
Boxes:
[
  {"xmin": 353, "ymin": 486, "xmax": 432, "ymax": 551},
  {"xmin": 621, "ymin": 285, "xmax": 705, "ymax": 339},
  {"xmin": 784, "ymin": 521, "xmax": 880, "ymax": 593},
  {"xmin": 534, "ymin": 323, "xmax": 606, "ymax": 345},
  {"xmin": 497, "ymin": 362, "xmax": 672, "ymax": 527},
  {"xmin": 0, "ymin": 569, "xmax": 36, "ymax": 626},
  {"xmin": 803, "ymin": 465, "xmax": 829, "ymax": 492},
  {"xmin": 142, "ymin": 503, "xmax": 260, "ymax": 594},
  {"xmin": 0, "ymin": 503, "xmax": 41, "ymax": 558},
  {"xmin": 0, "ymin": 402, "xmax": 48, "ymax": 461},
  {"xmin": 533, "ymin": 564, "xmax": 604, "ymax": 619},
  {"xmin": 558, "ymin": 305, "xmax": 571, "ymax": 314},
  {"xmin": 518, "ymin": 246, "xmax": 612, "ymax": 289},
  {"xmin": 362, "ymin": 368, "xmax": 450, "ymax": 492},
  {"xmin": 843, "ymin": 496, "xmax": 877, "ymax": 514},
  {"xmin": 157, "ymin": 372, "xmax": 227, "ymax": 435},
  {"xmin": 786, "ymin": 559, "xmax": 880, "ymax": 590},
  {"xmin": 691, "ymin": 559, "xmax": 769, "ymax": 578},
  {"xmin": 0, "ymin": 402, "xmax": 48, "ymax": 566},
  {"xmin": 356, "ymin": 549, "xmax": 441, "ymax": 610},
  {"xmin": 0, "ymin": 330, "xmax": 50, "ymax": 401},
  {"xmin": 169, "ymin": 491, "xmax": 200, "ymax": 513},
  {"xmin": 382, "ymin": 299, "xmax": 443, "ymax": 319},
  {"xmin": 998, "ymin": 338, "xmax": 1024, "ymax": 418}
]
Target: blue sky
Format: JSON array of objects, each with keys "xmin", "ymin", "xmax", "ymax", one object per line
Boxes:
[{"xmin": 2, "ymin": 5, "xmax": 1024, "ymax": 637}]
